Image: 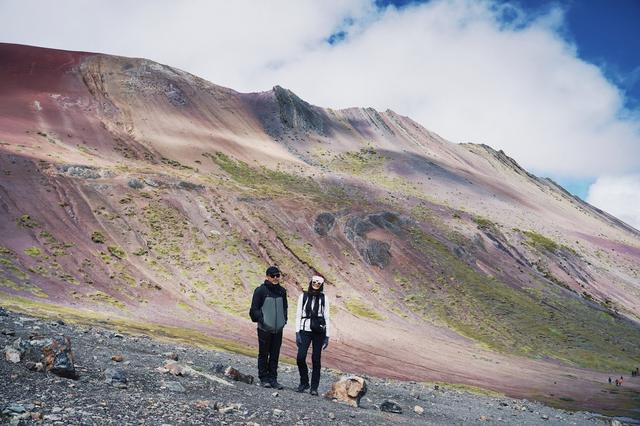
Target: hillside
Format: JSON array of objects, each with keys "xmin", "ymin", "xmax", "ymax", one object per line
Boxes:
[{"xmin": 1, "ymin": 43, "xmax": 639, "ymax": 417}]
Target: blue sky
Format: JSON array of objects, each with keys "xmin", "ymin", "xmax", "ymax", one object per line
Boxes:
[{"xmin": 1, "ymin": 0, "xmax": 639, "ymax": 227}]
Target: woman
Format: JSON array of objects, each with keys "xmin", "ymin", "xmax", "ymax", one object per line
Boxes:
[{"xmin": 295, "ymin": 274, "xmax": 330, "ymax": 395}]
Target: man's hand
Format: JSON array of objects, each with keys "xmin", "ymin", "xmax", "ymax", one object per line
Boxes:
[
  {"xmin": 296, "ymin": 332, "xmax": 302, "ymax": 347},
  {"xmin": 322, "ymin": 336, "xmax": 329, "ymax": 350}
]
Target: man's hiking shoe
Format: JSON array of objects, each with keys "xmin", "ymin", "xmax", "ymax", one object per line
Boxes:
[
  {"xmin": 310, "ymin": 389, "xmax": 319, "ymax": 396},
  {"xmin": 271, "ymin": 381, "xmax": 284, "ymax": 390},
  {"xmin": 260, "ymin": 381, "xmax": 273, "ymax": 388},
  {"xmin": 296, "ymin": 383, "xmax": 310, "ymax": 393}
]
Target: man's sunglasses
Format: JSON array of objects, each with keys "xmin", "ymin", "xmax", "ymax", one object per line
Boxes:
[{"xmin": 269, "ymin": 274, "xmax": 281, "ymax": 278}]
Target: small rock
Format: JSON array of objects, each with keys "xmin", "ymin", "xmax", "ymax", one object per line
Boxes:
[
  {"xmin": 380, "ymin": 400, "xmax": 402, "ymax": 414},
  {"xmin": 328, "ymin": 412, "xmax": 336, "ymax": 420},
  {"xmin": 2, "ymin": 404, "xmax": 26, "ymax": 415},
  {"xmin": 111, "ymin": 355, "xmax": 124, "ymax": 362},
  {"xmin": 272, "ymin": 392, "xmax": 279, "ymax": 397},
  {"xmin": 215, "ymin": 403, "xmax": 241, "ymax": 414},
  {"xmin": 224, "ymin": 366, "xmax": 254, "ymax": 384},
  {"xmin": 163, "ymin": 361, "xmax": 188, "ymax": 376},
  {"xmin": 212, "ymin": 363, "xmax": 225, "ymax": 373},
  {"xmin": 51, "ymin": 407, "xmax": 63, "ymax": 413},
  {"xmin": 4, "ymin": 346, "xmax": 21, "ymax": 363},
  {"xmin": 31, "ymin": 412, "xmax": 43, "ymax": 421},
  {"xmin": 104, "ymin": 367, "xmax": 127, "ymax": 388},
  {"xmin": 273, "ymin": 409, "xmax": 284, "ymax": 417},
  {"xmin": 164, "ymin": 380, "xmax": 185, "ymax": 393},
  {"xmin": 194, "ymin": 400, "xmax": 210, "ymax": 409},
  {"xmin": 414, "ymin": 405, "xmax": 424, "ymax": 415},
  {"xmin": 163, "ymin": 352, "xmax": 179, "ymax": 361}
]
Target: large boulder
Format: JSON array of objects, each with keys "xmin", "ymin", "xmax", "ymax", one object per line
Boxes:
[
  {"xmin": 43, "ymin": 336, "xmax": 77, "ymax": 379},
  {"xmin": 363, "ymin": 239, "xmax": 391, "ymax": 268},
  {"xmin": 325, "ymin": 375, "xmax": 367, "ymax": 407},
  {"xmin": 314, "ymin": 213, "xmax": 336, "ymax": 236}
]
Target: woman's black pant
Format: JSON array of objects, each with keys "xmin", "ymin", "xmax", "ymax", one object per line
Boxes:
[{"xmin": 297, "ymin": 330, "xmax": 324, "ymax": 390}]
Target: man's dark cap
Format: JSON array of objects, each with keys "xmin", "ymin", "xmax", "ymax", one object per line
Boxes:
[{"xmin": 266, "ymin": 266, "xmax": 280, "ymax": 276}]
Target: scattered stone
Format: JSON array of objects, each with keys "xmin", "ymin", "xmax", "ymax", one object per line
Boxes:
[
  {"xmin": 328, "ymin": 412, "xmax": 336, "ymax": 420},
  {"xmin": 4, "ymin": 346, "xmax": 21, "ymax": 363},
  {"xmin": 111, "ymin": 355, "xmax": 124, "ymax": 362},
  {"xmin": 194, "ymin": 400, "xmax": 210, "ymax": 409},
  {"xmin": 127, "ymin": 178, "xmax": 145, "ymax": 189},
  {"xmin": 380, "ymin": 400, "xmax": 402, "ymax": 414},
  {"xmin": 541, "ymin": 414, "xmax": 549, "ymax": 420},
  {"xmin": 224, "ymin": 366, "xmax": 254, "ymax": 384},
  {"xmin": 215, "ymin": 403, "xmax": 241, "ymax": 414},
  {"xmin": 314, "ymin": 212, "xmax": 336, "ymax": 236},
  {"xmin": 212, "ymin": 362, "xmax": 225, "ymax": 373},
  {"xmin": 273, "ymin": 408, "xmax": 284, "ymax": 417},
  {"xmin": 164, "ymin": 380, "xmax": 185, "ymax": 393},
  {"xmin": 31, "ymin": 412, "xmax": 43, "ymax": 421},
  {"xmin": 2, "ymin": 404, "xmax": 26, "ymax": 415},
  {"xmin": 104, "ymin": 367, "xmax": 127, "ymax": 388},
  {"xmin": 272, "ymin": 392, "xmax": 279, "ymax": 397},
  {"xmin": 414, "ymin": 405, "xmax": 424, "ymax": 415},
  {"xmin": 610, "ymin": 420, "xmax": 622, "ymax": 426},
  {"xmin": 159, "ymin": 361, "xmax": 189, "ymax": 376},
  {"xmin": 43, "ymin": 336, "xmax": 77, "ymax": 379},
  {"xmin": 163, "ymin": 352, "xmax": 179, "ymax": 361},
  {"xmin": 325, "ymin": 375, "xmax": 367, "ymax": 407}
]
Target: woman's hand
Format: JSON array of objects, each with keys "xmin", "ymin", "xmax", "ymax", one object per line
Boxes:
[
  {"xmin": 323, "ymin": 336, "xmax": 329, "ymax": 350},
  {"xmin": 296, "ymin": 332, "xmax": 302, "ymax": 347}
]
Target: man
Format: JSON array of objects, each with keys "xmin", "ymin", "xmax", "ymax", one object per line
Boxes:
[{"xmin": 249, "ymin": 266, "xmax": 288, "ymax": 389}]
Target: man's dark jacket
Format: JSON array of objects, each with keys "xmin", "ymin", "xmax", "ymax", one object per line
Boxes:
[{"xmin": 250, "ymin": 281, "xmax": 288, "ymax": 333}]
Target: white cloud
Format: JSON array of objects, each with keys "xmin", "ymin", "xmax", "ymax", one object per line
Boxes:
[
  {"xmin": 587, "ymin": 175, "xmax": 640, "ymax": 231},
  {"xmin": 1, "ymin": 0, "xmax": 639, "ymax": 181}
]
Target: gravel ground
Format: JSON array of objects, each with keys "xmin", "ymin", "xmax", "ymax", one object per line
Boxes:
[{"xmin": 0, "ymin": 307, "xmax": 625, "ymax": 425}]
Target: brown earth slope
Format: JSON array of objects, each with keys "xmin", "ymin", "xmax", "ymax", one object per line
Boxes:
[{"xmin": 1, "ymin": 43, "xmax": 639, "ymax": 417}]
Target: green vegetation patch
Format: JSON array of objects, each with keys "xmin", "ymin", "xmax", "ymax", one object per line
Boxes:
[
  {"xmin": 405, "ymin": 226, "xmax": 640, "ymax": 371},
  {"xmin": 204, "ymin": 152, "xmax": 348, "ymax": 205},
  {"xmin": 523, "ymin": 230, "xmax": 559, "ymax": 253},
  {"xmin": 87, "ymin": 291, "xmax": 126, "ymax": 309},
  {"xmin": 344, "ymin": 297, "xmax": 385, "ymax": 321},
  {"xmin": 16, "ymin": 214, "xmax": 39, "ymax": 228},
  {"xmin": 107, "ymin": 246, "xmax": 126, "ymax": 259},
  {"xmin": 91, "ymin": 231, "xmax": 106, "ymax": 244},
  {"xmin": 329, "ymin": 147, "xmax": 385, "ymax": 175},
  {"xmin": 24, "ymin": 247, "xmax": 42, "ymax": 257}
]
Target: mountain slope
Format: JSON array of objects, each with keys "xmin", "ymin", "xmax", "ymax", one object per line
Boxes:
[{"xmin": 1, "ymin": 43, "xmax": 639, "ymax": 417}]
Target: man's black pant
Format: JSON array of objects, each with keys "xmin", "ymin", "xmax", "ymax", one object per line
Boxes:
[
  {"xmin": 297, "ymin": 330, "xmax": 324, "ymax": 390},
  {"xmin": 257, "ymin": 328, "xmax": 282, "ymax": 383}
]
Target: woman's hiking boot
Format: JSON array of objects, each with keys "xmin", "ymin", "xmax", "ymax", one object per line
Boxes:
[
  {"xmin": 310, "ymin": 388, "xmax": 319, "ymax": 396},
  {"xmin": 297, "ymin": 383, "xmax": 310, "ymax": 393},
  {"xmin": 260, "ymin": 380, "xmax": 273, "ymax": 388},
  {"xmin": 271, "ymin": 380, "xmax": 284, "ymax": 390}
]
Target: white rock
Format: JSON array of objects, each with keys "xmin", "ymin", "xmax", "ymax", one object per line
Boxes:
[
  {"xmin": 414, "ymin": 405, "xmax": 424, "ymax": 415},
  {"xmin": 4, "ymin": 347, "xmax": 20, "ymax": 363}
]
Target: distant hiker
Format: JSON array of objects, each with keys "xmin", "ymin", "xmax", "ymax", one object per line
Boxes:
[
  {"xmin": 619, "ymin": 376, "xmax": 624, "ymax": 386},
  {"xmin": 249, "ymin": 266, "xmax": 288, "ymax": 389},
  {"xmin": 608, "ymin": 376, "xmax": 612, "ymax": 384},
  {"xmin": 295, "ymin": 275, "xmax": 331, "ymax": 396},
  {"xmin": 615, "ymin": 378, "xmax": 620, "ymax": 387}
]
